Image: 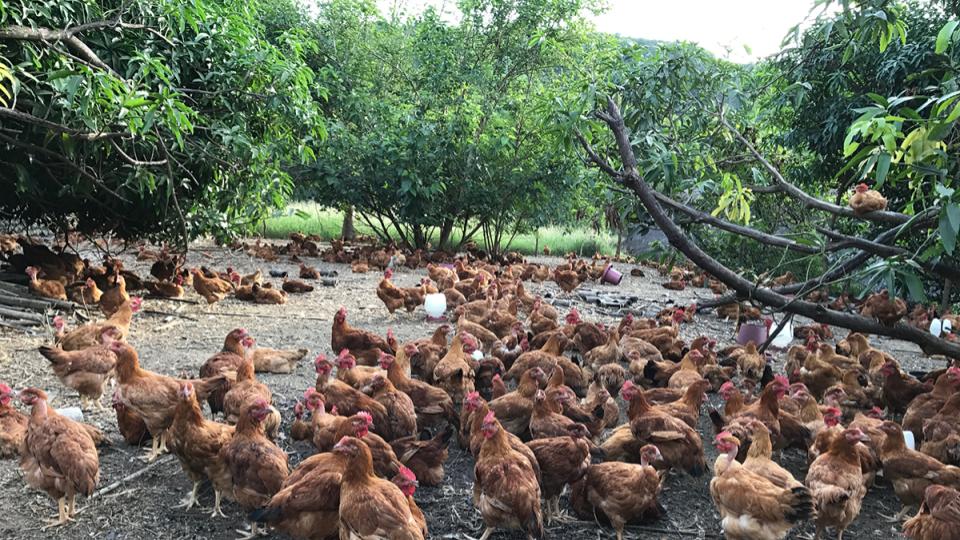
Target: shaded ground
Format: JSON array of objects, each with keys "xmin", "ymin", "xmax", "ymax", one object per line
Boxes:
[{"xmin": 0, "ymin": 240, "xmax": 934, "ymax": 539}]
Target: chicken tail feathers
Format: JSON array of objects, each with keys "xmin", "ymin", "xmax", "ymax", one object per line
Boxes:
[
  {"xmin": 38, "ymin": 345, "xmax": 65, "ymax": 364},
  {"xmin": 785, "ymin": 486, "xmax": 815, "ymax": 523},
  {"xmin": 526, "ymin": 509, "xmax": 545, "ymax": 540},
  {"xmin": 708, "ymin": 408, "xmax": 726, "ymax": 435}
]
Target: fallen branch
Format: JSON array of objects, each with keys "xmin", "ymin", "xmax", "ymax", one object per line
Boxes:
[
  {"xmin": 90, "ymin": 455, "xmax": 175, "ymax": 499},
  {"xmin": 0, "ymin": 305, "xmax": 44, "ymax": 322},
  {"xmin": 588, "ymin": 96, "xmax": 960, "ymax": 359}
]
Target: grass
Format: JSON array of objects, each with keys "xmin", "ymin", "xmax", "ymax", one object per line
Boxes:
[{"xmin": 262, "ymin": 202, "xmax": 619, "ymax": 256}]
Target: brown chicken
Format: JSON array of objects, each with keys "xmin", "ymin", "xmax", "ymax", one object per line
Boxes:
[
  {"xmin": 621, "ymin": 381, "xmax": 706, "ymax": 476},
  {"xmin": 220, "ymin": 398, "xmax": 289, "ymax": 537},
  {"xmin": 488, "ymin": 367, "xmax": 546, "ymax": 437},
  {"xmin": 381, "ymin": 349, "xmax": 457, "ymax": 430},
  {"xmin": 331, "ymin": 307, "xmax": 394, "ymax": 363},
  {"xmin": 529, "ymin": 390, "xmax": 584, "ymax": 440},
  {"xmin": 282, "ymin": 278, "xmax": 314, "ymax": 293},
  {"xmin": 169, "ymin": 381, "xmax": 235, "ymax": 515},
  {"xmin": 570, "ymin": 446, "xmax": 665, "ymax": 540},
  {"xmin": 904, "ymin": 367, "xmax": 960, "ymax": 443},
  {"xmin": 921, "ymin": 393, "xmax": 960, "ymax": 466},
  {"xmin": 313, "ymin": 355, "xmax": 393, "ymax": 441},
  {"xmin": 361, "ymin": 373, "xmax": 418, "ymax": 441},
  {"xmin": 199, "ymin": 328, "xmax": 251, "ymax": 414},
  {"xmin": 108, "ymin": 341, "xmax": 227, "ymax": 461},
  {"xmin": 99, "ymin": 274, "xmax": 129, "ymax": 317},
  {"xmin": 432, "ymin": 333, "xmax": 479, "ymax": 405},
  {"xmin": 903, "ymin": 485, "xmax": 960, "ymax": 540},
  {"xmin": 878, "ymin": 420, "xmax": 960, "ymax": 516},
  {"xmin": 25, "ymin": 266, "xmax": 67, "ymax": 300},
  {"xmin": 710, "ymin": 432, "xmax": 814, "ymax": 540},
  {"xmin": 191, "ymin": 268, "xmax": 233, "ymax": 304},
  {"xmin": 334, "ymin": 436, "xmax": 425, "ymax": 539},
  {"xmin": 38, "ymin": 326, "xmax": 119, "ymax": 410},
  {"xmin": 390, "ymin": 427, "xmax": 452, "ymax": 487},
  {"xmin": 253, "ymin": 282, "xmax": 287, "ymax": 304},
  {"xmin": 112, "ymin": 389, "xmax": 149, "ymax": 447},
  {"xmin": 18, "ymin": 388, "xmax": 100, "ymax": 527},
  {"xmin": 329, "ymin": 411, "xmax": 403, "ymax": 478},
  {"xmin": 552, "ymin": 267, "xmax": 581, "ymax": 293},
  {"xmin": 56, "ymin": 297, "xmax": 141, "ymax": 351},
  {"xmin": 526, "ymin": 423, "xmax": 592, "ymax": 524},
  {"xmin": 222, "ymin": 356, "xmax": 281, "ymax": 440},
  {"xmin": 0, "ymin": 383, "xmax": 27, "ymax": 458},
  {"xmin": 473, "ymin": 410, "xmax": 544, "ymax": 540},
  {"xmin": 806, "ymin": 427, "xmax": 869, "ymax": 540},
  {"xmin": 860, "ymin": 289, "xmax": 908, "ymax": 326},
  {"xmin": 738, "ymin": 341, "xmax": 767, "ymax": 382},
  {"xmin": 881, "ymin": 360, "xmax": 932, "ymax": 414},
  {"xmin": 67, "ymin": 278, "xmax": 102, "ymax": 304},
  {"xmin": 393, "ymin": 465, "xmax": 428, "ymax": 538},
  {"xmin": 849, "ymin": 182, "xmax": 887, "ymax": 214},
  {"xmin": 249, "ymin": 450, "xmax": 346, "ymax": 540},
  {"xmin": 376, "ymin": 268, "xmax": 409, "ymax": 314}
]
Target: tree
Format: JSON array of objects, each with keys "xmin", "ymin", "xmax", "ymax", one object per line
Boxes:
[{"xmin": 0, "ymin": 0, "xmax": 325, "ymax": 246}]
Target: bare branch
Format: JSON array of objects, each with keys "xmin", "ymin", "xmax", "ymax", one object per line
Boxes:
[
  {"xmin": 110, "ymin": 140, "xmax": 167, "ymax": 167},
  {"xmin": 0, "ymin": 108, "xmax": 125, "ymax": 141},
  {"xmin": 574, "ymin": 129, "xmax": 621, "ymax": 178}
]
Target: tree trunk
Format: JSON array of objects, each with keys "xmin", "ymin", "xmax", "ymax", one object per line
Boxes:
[
  {"xmin": 438, "ymin": 218, "xmax": 454, "ymax": 250},
  {"xmin": 341, "ymin": 205, "xmax": 356, "ymax": 240}
]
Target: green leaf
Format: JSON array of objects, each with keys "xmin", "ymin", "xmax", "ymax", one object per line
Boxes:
[
  {"xmin": 948, "ymin": 203, "xmax": 960, "ymax": 231},
  {"xmin": 875, "ymin": 152, "xmax": 891, "ymax": 187},
  {"xmin": 901, "ymin": 272, "xmax": 927, "ymax": 302},
  {"xmin": 937, "ymin": 20, "xmax": 959, "ymax": 54},
  {"xmin": 941, "ymin": 211, "xmax": 958, "ymax": 254}
]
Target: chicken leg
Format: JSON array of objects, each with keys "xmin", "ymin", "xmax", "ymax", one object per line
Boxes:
[
  {"xmin": 477, "ymin": 527, "xmax": 495, "ymax": 540},
  {"xmin": 141, "ymin": 434, "xmax": 165, "ymax": 462},
  {"xmin": 235, "ymin": 521, "xmax": 267, "ymax": 539},
  {"xmin": 210, "ymin": 489, "xmax": 227, "ymax": 518},
  {"xmin": 41, "ymin": 497, "xmax": 73, "ymax": 529},
  {"xmin": 175, "ymin": 481, "xmax": 201, "ymax": 510}
]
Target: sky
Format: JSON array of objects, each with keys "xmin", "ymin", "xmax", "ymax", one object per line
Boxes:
[{"xmin": 377, "ymin": 0, "xmax": 822, "ymax": 63}]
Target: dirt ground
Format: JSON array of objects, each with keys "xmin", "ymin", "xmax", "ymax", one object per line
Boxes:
[{"xmin": 0, "ymin": 240, "xmax": 937, "ymax": 539}]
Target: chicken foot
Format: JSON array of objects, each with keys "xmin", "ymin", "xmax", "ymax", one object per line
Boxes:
[
  {"xmin": 175, "ymin": 481, "xmax": 201, "ymax": 510},
  {"xmin": 41, "ymin": 497, "xmax": 74, "ymax": 529},
  {"xmin": 476, "ymin": 527, "xmax": 495, "ymax": 540},
  {"xmin": 210, "ymin": 489, "xmax": 228, "ymax": 518},
  {"xmin": 235, "ymin": 521, "xmax": 268, "ymax": 540},
  {"xmin": 879, "ymin": 505, "xmax": 915, "ymax": 523},
  {"xmin": 140, "ymin": 432, "xmax": 170, "ymax": 462},
  {"xmin": 547, "ymin": 497, "xmax": 575, "ymax": 523}
]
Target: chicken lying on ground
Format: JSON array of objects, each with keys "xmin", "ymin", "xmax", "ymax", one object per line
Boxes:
[{"xmin": 903, "ymin": 485, "xmax": 960, "ymax": 540}]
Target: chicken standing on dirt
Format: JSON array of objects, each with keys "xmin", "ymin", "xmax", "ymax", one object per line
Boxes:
[
  {"xmin": 249, "ymin": 451, "xmax": 346, "ymax": 540},
  {"xmin": 806, "ymin": 427, "xmax": 869, "ymax": 540},
  {"xmin": 334, "ymin": 436, "xmax": 425, "ymax": 539},
  {"xmin": 381, "ymin": 348, "xmax": 458, "ymax": 430},
  {"xmin": 877, "ymin": 420, "xmax": 960, "ymax": 519},
  {"xmin": 313, "ymin": 355, "xmax": 393, "ymax": 441},
  {"xmin": 109, "ymin": 341, "xmax": 227, "ymax": 462},
  {"xmin": 18, "ymin": 387, "xmax": 100, "ymax": 528},
  {"xmin": 570, "ymin": 445, "xmax": 665, "ymax": 540},
  {"xmin": 526, "ymin": 423, "xmax": 592, "ymax": 524},
  {"xmin": 38, "ymin": 326, "xmax": 119, "ymax": 410},
  {"xmin": 220, "ymin": 398, "xmax": 289, "ymax": 539},
  {"xmin": 57, "ymin": 297, "xmax": 141, "ymax": 351},
  {"xmin": 473, "ymin": 410, "xmax": 544, "ymax": 540},
  {"xmin": 710, "ymin": 432, "xmax": 813, "ymax": 540},
  {"xmin": 222, "ymin": 345, "xmax": 281, "ymax": 440},
  {"xmin": 169, "ymin": 382, "xmax": 235, "ymax": 516}
]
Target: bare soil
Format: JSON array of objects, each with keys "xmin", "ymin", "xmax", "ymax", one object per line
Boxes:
[{"xmin": 0, "ymin": 240, "xmax": 935, "ymax": 539}]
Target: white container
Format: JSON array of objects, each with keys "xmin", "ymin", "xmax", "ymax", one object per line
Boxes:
[
  {"xmin": 770, "ymin": 318, "xmax": 794, "ymax": 350},
  {"xmin": 424, "ymin": 293, "xmax": 446, "ymax": 318},
  {"xmin": 56, "ymin": 407, "xmax": 84, "ymax": 422},
  {"xmin": 471, "ymin": 350, "xmax": 484, "ymax": 362},
  {"xmin": 903, "ymin": 430, "xmax": 916, "ymax": 451}
]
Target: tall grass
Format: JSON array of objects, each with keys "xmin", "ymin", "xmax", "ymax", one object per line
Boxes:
[{"xmin": 263, "ymin": 202, "xmax": 619, "ymax": 256}]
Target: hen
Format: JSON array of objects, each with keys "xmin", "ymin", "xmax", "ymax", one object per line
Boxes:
[
  {"xmin": 390, "ymin": 426, "xmax": 453, "ymax": 486},
  {"xmin": 878, "ymin": 420, "xmax": 960, "ymax": 516},
  {"xmin": 191, "ymin": 268, "xmax": 233, "ymax": 304},
  {"xmin": 25, "ymin": 266, "xmax": 67, "ymax": 300},
  {"xmin": 710, "ymin": 432, "xmax": 813, "ymax": 540},
  {"xmin": 109, "ymin": 341, "xmax": 227, "ymax": 461},
  {"xmin": 18, "ymin": 388, "xmax": 100, "ymax": 528},
  {"xmin": 806, "ymin": 427, "xmax": 869, "ymax": 540},
  {"xmin": 169, "ymin": 382, "xmax": 235, "ymax": 515},
  {"xmin": 249, "ymin": 451, "xmax": 346, "ymax": 540},
  {"xmin": 473, "ymin": 411, "xmax": 544, "ymax": 540},
  {"xmin": 313, "ymin": 355, "xmax": 393, "ymax": 441},
  {"xmin": 849, "ymin": 182, "xmax": 887, "ymax": 214},
  {"xmin": 361, "ymin": 373, "xmax": 418, "ymax": 441},
  {"xmin": 220, "ymin": 399, "xmax": 289, "ymax": 539},
  {"xmin": 859, "ymin": 289, "xmax": 907, "ymax": 326},
  {"xmin": 112, "ymin": 390, "xmax": 149, "ymax": 447},
  {"xmin": 381, "ymin": 349, "xmax": 457, "ymax": 430},
  {"xmin": 334, "ymin": 436, "xmax": 425, "ymax": 539},
  {"xmin": 488, "ymin": 367, "xmax": 546, "ymax": 437},
  {"xmin": 99, "ymin": 274, "xmax": 129, "ymax": 317},
  {"xmin": 331, "ymin": 307, "xmax": 394, "ymax": 364},
  {"xmin": 57, "ymin": 297, "xmax": 141, "ymax": 351},
  {"xmin": 570, "ymin": 445, "xmax": 665, "ymax": 540},
  {"xmin": 525, "ymin": 424, "xmax": 592, "ymax": 524},
  {"xmin": 0, "ymin": 383, "xmax": 27, "ymax": 458},
  {"xmin": 903, "ymin": 485, "xmax": 960, "ymax": 540},
  {"xmin": 38, "ymin": 326, "xmax": 119, "ymax": 410},
  {"xmin": 222, "ymin": 356, "xmax": 281, "ymax": 440}
]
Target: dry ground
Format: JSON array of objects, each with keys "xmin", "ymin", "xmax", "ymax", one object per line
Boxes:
[{"xmin": 0, "ymin": 240, "xmax": 937, "ymax": 539}]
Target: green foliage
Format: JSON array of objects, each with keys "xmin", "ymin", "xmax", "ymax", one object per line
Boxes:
[{"xmin": 0, "ymin": 0, "xmax": 324, "ymax": 244}]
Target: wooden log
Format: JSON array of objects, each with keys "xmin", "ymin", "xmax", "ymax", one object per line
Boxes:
[
  {"xmin": 0, "ymin": 292, "xmax": 58, "ymax": 312},
  {"xmin": 0, "ymin": 305, "xmax": 44, "ymax": 322},
  {"xmin": 0, "ymin": 281, "xmax": 81, "ymax": 310}
]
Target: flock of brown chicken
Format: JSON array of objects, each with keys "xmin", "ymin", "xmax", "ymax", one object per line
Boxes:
[{"xmin": 2, "ymin": 229, "xmax": 960, "ymax": 540}]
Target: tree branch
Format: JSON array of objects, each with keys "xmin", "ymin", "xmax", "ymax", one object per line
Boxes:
[
  {"xmin": 0, "ymin": 108, "xmax": 125, "ymax": 141},
  {"xmin": 0, "ymin": 24, "xmax": 118, "ymax": 75},
  {"xmin": 718, "ymin": 114, "xmax": 920, "ymax": 225},
  {"xmin": 595, "ymin": 96, "xmax": 960, "ymax": 359}
]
